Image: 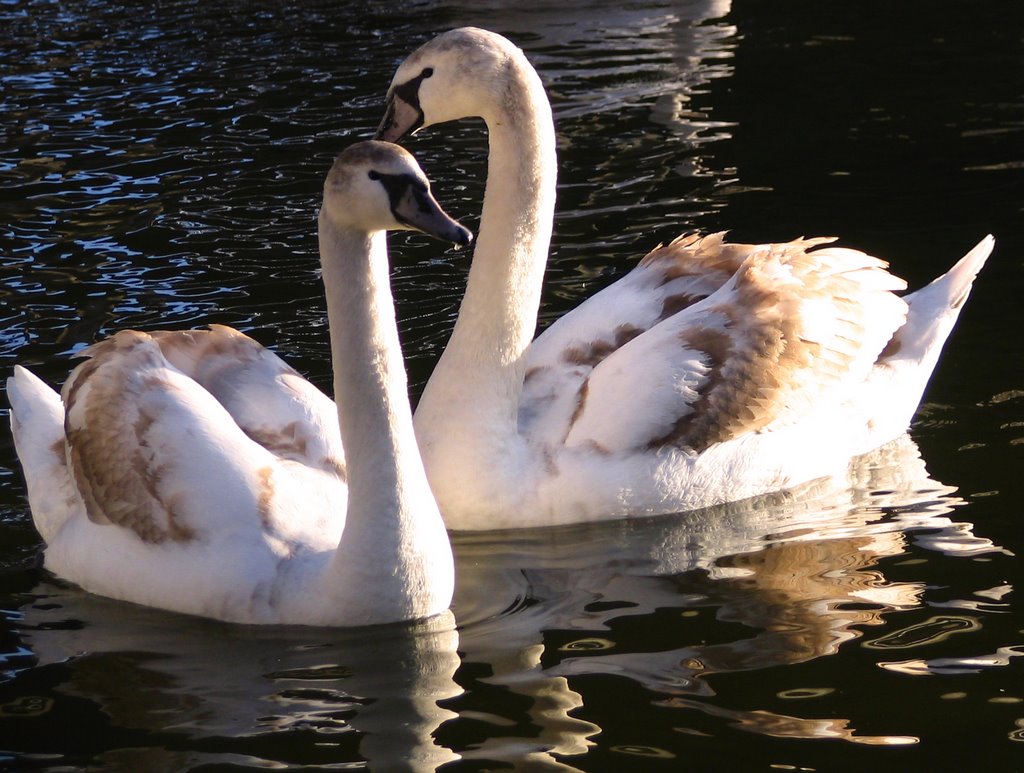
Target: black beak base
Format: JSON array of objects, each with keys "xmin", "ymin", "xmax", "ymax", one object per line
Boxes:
[
  {"xmin": 379, "ymin": 172, "xmax": 472, "ymax": 248},
  {"xmin": 375, "ymin": 94, "xmax": 423, "ymax": 144}
]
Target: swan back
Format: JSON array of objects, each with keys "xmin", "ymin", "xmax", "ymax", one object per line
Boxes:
[
  {"xmin": 151, "ymin": 325, "xmax": 345, "ymax": 476},
  {"xmin": 561, "ymin": 238, "xmax": 909, "ymax": 455},
  {"xmin": 61, "ymin": 330, "xmax": 278, "ymax": 543}
]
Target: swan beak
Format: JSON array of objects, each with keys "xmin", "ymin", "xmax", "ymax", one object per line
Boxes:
[
  {"xmin": 393, "ymin": 182, "xmax": 473, "ymax": 248},
  {"xmin": 376, "ymin": 94, "xmax": 423, "ymax": 143}
]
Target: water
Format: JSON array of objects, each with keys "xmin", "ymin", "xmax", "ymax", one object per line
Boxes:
[{"xmin": 1, "ymin": 0, "xmax": 1022, "ymax": 769}]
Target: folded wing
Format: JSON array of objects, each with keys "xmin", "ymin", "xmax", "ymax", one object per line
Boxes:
[
  {"xmin": 558, "ymin": 239, "xmax": 909, "ymax": 454},
  {"xmin": 519, "ymin": 232, "xmax": 752, "ymax": 443}
]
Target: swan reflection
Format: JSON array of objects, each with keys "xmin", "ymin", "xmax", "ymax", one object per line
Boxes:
[
  {"xmin": 451, "ymin": 435, "xmax": 1003, "ymax": 761},
  {"xmin": 13, "ymin": 601, "xmax": 461, "ymax": 770}
]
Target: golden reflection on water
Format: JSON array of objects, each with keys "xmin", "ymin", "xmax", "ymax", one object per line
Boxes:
[
  {"xmin": 657, "ymin": 695, "xmax": 919, "ymax": 746},
  {"xmin": 878, "ymin": 644, "xmax": 1024, "ymax": 677}
]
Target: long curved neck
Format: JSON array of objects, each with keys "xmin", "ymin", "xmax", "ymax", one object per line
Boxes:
[
  {"xmin": 417, "ymin": 54, "xmax": 556, "ymax": 436},
  {"xmin": 318, "ymin": 216, "xmax": 450, "ymax": 623}
]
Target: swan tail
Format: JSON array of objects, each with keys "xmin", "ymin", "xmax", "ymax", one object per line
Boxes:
[
  {"xmin": 861, "ymin": 235, "xmax": 993, "ymax": 444},
  {"xmin": 7, "ymin": 365, "xmax": 81, "ymax": 543},
  {"xmin": 883, "ymin": 235, "xmax": 993, "ymax": 366}
]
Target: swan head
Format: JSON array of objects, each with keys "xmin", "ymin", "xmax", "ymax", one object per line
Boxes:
[
  {"xmin": 377, "ymin": 27, "xmax": 529, "ymax": 142},
  {"xmin": 321, "ymin": 140, "xmax": 472, "ymax": 247}
]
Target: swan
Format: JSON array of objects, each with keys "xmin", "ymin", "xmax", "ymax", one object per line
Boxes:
[
  {"xmin": 7, "ymin": 140, "xmax": 471, "ymax": 626},
  {"xmin": 376, "ymin": 27, "xmax": 994, "ymax": 530}
]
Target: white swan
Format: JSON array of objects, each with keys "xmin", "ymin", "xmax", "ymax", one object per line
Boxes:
[
  {"xmin": 7, "ymin": 140, "xmax": 471, "ymax": 626},
  {"xmin": 377, "ymin": 27, "xmax": 994, "ymax": 530}
]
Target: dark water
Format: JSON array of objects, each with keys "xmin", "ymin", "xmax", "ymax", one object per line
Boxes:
[{"xmin": 1, "ymin": 0, "xmax": 1023, "ymax": 769}]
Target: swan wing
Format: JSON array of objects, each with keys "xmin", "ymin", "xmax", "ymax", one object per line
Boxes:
[
  {"xmin": 519, "ymin": 233, "xmax": 761, "ymax": 443},
  {"xmin": 151, "ymin": 325, "xmax": 345, "ymax": 479},
  {"xmin": 560, "ymin": 239, "xmax": 909, "ymax": 454},
  {"xmin": 61, "ymin": 330, "xmax": 302, "ymax": 544}
]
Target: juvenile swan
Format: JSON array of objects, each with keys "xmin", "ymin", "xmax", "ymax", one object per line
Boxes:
[
  {"xmin": 8, "ymin": 141, "xmax": 472, "ymax": 626},
  {"xmin": 377, "ymin": 27, "xmax": 993, "ymax": 530}
]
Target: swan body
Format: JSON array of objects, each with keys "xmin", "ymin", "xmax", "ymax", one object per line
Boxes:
[
  {"xmin": 8, "ymin": 141, "xmax": 471, "ymax": 625},
  {"xmin": 378, "ymin": 27, "xmax": 993, "ymax": 530}
]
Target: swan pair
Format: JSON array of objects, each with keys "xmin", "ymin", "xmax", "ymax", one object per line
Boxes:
[{"xmin": 9, "ymin": 27, "xmax": 991, "ymax": 625}]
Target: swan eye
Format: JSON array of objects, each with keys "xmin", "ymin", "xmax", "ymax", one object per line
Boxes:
[
  {"xmin": 367, "ymin": 170, "xmax": 381, "ymax": 181},
  {"xmin": 421, "ymin": 67, "xmax": 434, "ymax": 78}
]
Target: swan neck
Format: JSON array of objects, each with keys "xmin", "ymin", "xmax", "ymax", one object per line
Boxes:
[
  {"xmin": 318, "ymin": 215, "xmax": 449, "ymax": 616},
  {"xmin": 466, "ymin": 60, "xmax": 556, "ymax": 359},
  {"xmin": 419, "ymin": 55, "xmax": 556, "ymax": 433},
  {"xmin": 320, "ymin": 226, "xmax": 412, "ymax": 496}
]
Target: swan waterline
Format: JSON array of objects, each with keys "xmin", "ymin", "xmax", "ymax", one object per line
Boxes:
[
  {"xmin": 377, "ymin": 27, "xmax": 994, "ymax": 531},
  {"xmin": 8, "ymin": 140, "xmax": 471, "ymax": 626}
]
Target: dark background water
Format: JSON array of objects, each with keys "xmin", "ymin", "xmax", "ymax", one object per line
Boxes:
[{"xmin": 1, "ymin": 0, "xmax": 1022, "ymax": 770}]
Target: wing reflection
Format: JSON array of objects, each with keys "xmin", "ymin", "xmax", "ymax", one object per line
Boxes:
[{"xmin": 654, "ymin": 695, "xmax": 919, "ymax": 746}]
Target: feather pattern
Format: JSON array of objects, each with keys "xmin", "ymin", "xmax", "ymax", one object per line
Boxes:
[
  {"xmin": 150, "ymin": 325, "xmax": 345, "ymax": 476},
  {"xmin": 561, "ymin": 237, "xmax": 908, "ymax": 455},
  {"xmin": 60, "ymin": 329, "xmax": 341, "ymax": 545},
  {"xmin": 520, "ymin": 232, "xmax": 748, "ymax": 443}
]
